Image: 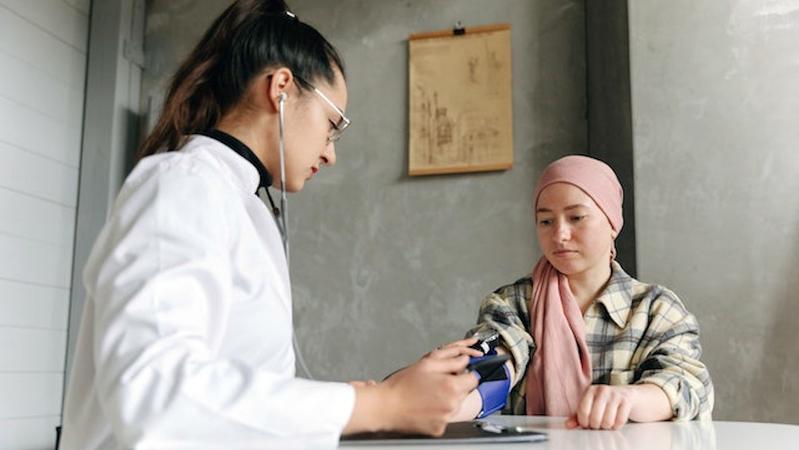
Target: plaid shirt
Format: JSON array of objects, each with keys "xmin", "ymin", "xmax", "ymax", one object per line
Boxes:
[{"xmin": 467, "ymin": 261, "xmax": 714, "ymax": 420}]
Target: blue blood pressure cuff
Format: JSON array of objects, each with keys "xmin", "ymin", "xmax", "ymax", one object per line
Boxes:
[{"xmin": 469, "ymin": 351, "xmax": 511, "ymax": 418}]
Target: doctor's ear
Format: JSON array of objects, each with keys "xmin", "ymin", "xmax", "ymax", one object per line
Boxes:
[{"xmin": 267, "ymin": 67, "xmax": 294, "ymax": 110}]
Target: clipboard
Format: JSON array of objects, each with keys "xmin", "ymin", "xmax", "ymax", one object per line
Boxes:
[{"xmin": 339, "ymin": 421, "xmax": 547, "ymax": 446}]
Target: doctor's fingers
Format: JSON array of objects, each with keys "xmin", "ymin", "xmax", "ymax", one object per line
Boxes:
[
  {"xmin": 439, "ymin": 337, "xmax": 479, "ymax": 350},
  {"xmin": 427, "ymin": 345, "xmax": 482, "ymax": 360},
  {"xmin": 424, "ymin": 353, "xmax": 472, "ymax": 374},
  {"xmin": 452, "ymin": 370, "xmax": 480, "ymax": 393},
  {"xmin": 429, "ymin": 368, "xmax": 479, "ymax": 396},
  {"xmin": 425, "ymin": 372, "xmax": 479, "ymax": 406}
]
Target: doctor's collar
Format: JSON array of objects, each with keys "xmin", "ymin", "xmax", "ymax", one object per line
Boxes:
[{"xmin": 200, "ymin": 128, "xmax": 273, "ymax": 193}]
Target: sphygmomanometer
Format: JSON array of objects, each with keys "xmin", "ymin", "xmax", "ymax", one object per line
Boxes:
[{"xmin": 467, "ymin": 330, "xmax": 512, "ymax": 418}]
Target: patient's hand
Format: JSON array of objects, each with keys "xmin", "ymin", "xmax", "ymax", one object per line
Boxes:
[
  {"xmin": 567, "ymin": 385, "xmax": 635, "ymax": 430},
  {"xmin": 565, "ymin": 383, "xmax": 671, "ymax": 430}
]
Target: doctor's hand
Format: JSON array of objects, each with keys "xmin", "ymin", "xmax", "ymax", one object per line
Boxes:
[
  {"xmin": 343, "ymin": 346, "xmax": 479, "ymax": 437},
  {"xmin": 425, "ymin": 337, "xmax": 484, "ymax": 359},
  {"xmin": 384, "ymin": 346, "xmax": 480, "ymax": 436}
]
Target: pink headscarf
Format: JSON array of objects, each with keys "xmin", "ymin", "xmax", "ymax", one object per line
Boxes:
[{"xmin": 525, "ymin": 155, "xmax": 623, "ymax": 416}]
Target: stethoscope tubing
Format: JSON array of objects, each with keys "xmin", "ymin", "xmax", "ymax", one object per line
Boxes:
[{"xmin": 278, "ymin": 93, "xmax": 315, "ymax": 380}]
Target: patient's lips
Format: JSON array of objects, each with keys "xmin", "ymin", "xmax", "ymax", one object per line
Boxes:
[{"xmin": 553, "ymin": 248, "xmax": 578, "ymax": 257}]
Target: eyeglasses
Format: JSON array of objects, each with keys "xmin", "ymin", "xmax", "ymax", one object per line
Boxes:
[
  {"xmin": 310, "ymin": 86, "xmax": 351, "ymax": 143},
  {"xmin": 292, "ymin": 73, "xmax": 351, "ymax": 143}
]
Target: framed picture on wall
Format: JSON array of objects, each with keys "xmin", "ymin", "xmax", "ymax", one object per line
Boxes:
[{"xmin": 408, "ymin": 23, "xmax": 514, "ymax": 176}]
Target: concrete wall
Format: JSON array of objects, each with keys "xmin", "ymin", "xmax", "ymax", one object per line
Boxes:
[
  {"xmin": 141, "ymin": 0, "xmax": 587, "ymax": 380},
  {"xmin": 629, "ymin": 1, "xmax": 799, "ymax": 423}
]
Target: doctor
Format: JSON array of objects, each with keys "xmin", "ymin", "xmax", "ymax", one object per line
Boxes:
[{"xmin": 59, "ymin": 1, "xmax": 479, "ymax": 448}]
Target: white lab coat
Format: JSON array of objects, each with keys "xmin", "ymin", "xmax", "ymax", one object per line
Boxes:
[{"xmin": 60, "ymin": 135, "xmax": 355, "ymax": 449}]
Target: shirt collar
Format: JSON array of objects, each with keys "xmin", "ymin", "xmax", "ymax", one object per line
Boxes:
[
  {"xmin": 198, "ymin": 129, "xmax": 273, "ymax": 194},
  {"xmin": 594, "ymin": 261, "xmax": 635, "ymax": 328}
]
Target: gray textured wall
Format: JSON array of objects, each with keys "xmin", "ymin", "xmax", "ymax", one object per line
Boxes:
[
  {"xmin": 141, "ymin": 0, "xmax": 586, "ymax": 381},
  {"xmin": 629, "ymin": 1, "xmax": 799, "ymax": 423}
]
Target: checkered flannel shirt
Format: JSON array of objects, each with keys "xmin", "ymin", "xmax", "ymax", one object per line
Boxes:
[{"xmin": 467, "ymin": 261, "xmax": 714, "ymax": 420}]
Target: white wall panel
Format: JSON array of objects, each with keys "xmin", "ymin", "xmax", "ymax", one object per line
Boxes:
[
  {"xmin": 0, "ymin": 235, "xmax": 73, "ymax": 288},
  {"xmin": 0, "ymin": 416, "xmax": 61, "ymax": 450},
  {"xmin": 0, "ymin": 280, "xmax": 69, "ymax": 330},
  {"xmin": 0, "ymin": 0, "xmax": 90, "ymax": 443},
  {"xmin": 0, "ymin": 328, "xmax": 66, "ymax": 372},
  {"xmin": 0, "ymin": 373, "xmax": 63, "ymax": 419},
  {"xmin": 0, "ymin": 143, "xmax": 80, "ymax": 207},
  {"xmin": 0, "ymin": 51, "xmax": 85, "ymax": 128},
  {"xmin": 0, "ymin": 0, "xmax": 88, "ymax": 51},
  {"xmin": 0, "ymin": 96, "xmax": 82, "ymax": 167},
  {"xmin": 0, "ymin": 188, "xmax": 76, "ymax": 247},
  {"xmin": 0, "ymin": 8, "xmax": 85, "ymax": 88}
]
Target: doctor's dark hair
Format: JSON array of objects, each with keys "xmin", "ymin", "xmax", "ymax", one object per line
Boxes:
[{"xmin": 137, "ymin": 0, "xmax": 345, "ymax": 160}]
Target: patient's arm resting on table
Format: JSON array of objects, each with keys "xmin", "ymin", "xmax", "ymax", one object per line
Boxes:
[{"xmin": 566, "ymin": 383, "xmax": 672, "ymax": 430}]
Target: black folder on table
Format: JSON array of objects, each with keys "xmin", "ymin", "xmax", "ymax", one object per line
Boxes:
[{"xmin": 340, "ymin": 421, "xmax": 547, "ymax": 446}]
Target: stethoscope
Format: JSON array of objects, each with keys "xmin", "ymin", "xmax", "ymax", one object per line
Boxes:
[
  {"xmin": 258, "ymin": 91, "xmax": 315, "ymax": 380},
  {"xmin": 277, "ymin": 92, "xmax": 290, "ymax": 264},
  {"xmin": 256, "ymin": 91, "xmax": 290, "ymax": 263}
]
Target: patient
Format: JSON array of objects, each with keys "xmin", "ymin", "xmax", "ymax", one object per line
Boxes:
[{"xmin": 454, "ymin": 155, "xmax": 714, "ymax": 429}]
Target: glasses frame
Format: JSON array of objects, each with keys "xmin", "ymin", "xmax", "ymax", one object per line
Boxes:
[{"xmin": 309, "ymin": 86, "xmax": 350, "ymax": 143}]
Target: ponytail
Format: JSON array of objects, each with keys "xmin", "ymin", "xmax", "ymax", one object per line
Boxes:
[{"xmin": 137, "ymin": 0, "xmax": 344, "ymax": 161}]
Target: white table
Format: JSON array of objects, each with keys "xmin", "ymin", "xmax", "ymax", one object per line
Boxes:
[{"xmin": 339, "ymin": 415, "xmax": 799, "ymax": 449}]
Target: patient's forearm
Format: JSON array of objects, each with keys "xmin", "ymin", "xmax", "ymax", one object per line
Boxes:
[
  {"xmin": 449, "ymin": 389, "xmax": 483, "ymax": 421},
  {"xmin": 629, "ymin": 383, "xmax": 673, "ymax": 422}
]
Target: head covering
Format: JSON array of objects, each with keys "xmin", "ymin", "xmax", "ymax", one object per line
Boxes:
[
  {"xmin": 525, "ymin": 155, "xmax": 624, "ymax": 417},
  {"xmin": 533, "ymin": 155, "xmax": 623, "ymax": 237}
]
